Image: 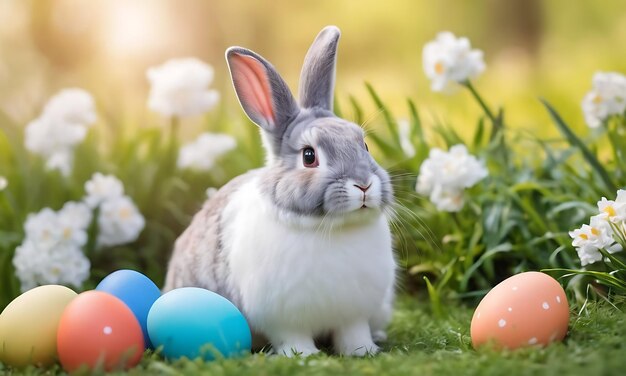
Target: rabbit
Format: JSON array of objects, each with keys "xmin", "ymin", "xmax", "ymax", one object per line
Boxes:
[{"xmin": 164, "ymin": 25, "xmax": 396, "ymax": 357}]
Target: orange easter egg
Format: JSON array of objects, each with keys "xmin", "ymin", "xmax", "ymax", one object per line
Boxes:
[
  {"xmin": 471, "ymin": 272, "xmax": 569, "ymax": 349},
  {"xmin": 56, "ymin": 291, "xmax": 144, "ymax": 372}
]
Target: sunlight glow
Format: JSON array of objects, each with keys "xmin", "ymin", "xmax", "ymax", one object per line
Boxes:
[{"xmin": 100, "ymin": 0, "xmax": 168, "ymax": 59}]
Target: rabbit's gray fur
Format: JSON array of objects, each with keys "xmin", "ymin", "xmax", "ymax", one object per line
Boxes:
[{"xmin": 164, "ymin": 26, "xmax": 396, "ymax": 357}]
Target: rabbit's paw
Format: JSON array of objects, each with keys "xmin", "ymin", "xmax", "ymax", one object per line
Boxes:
[
  {"xmin": 272, "ymin": 334, "xmax": 320, "ymax": 357},
  {"xmin": 334, "ymin": 321, "xmax": 380, "ymax": 356}
]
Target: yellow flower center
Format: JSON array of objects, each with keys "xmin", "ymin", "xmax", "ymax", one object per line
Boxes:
[
  {"xmin": 591, "ymin": 227, "xmax": 600, "ymax": 236},
  {"xmin": 63, "ymin": 227, "xmax": 72, "ymax": 239},
  {"xmin": 603, "ymin": 205, "xmax": 616, "ymax": 217},
  {"xmin": 119, "ymin": 207, "xmax": 132, "ymax": 219},
  {"xmin": 579, "ymin": 233, "xmax": 588, "ymax": 240},
  {"xmin": 593, "ymin": 94, "xmax": 603, "ymax": 104},
  {"xmin": 435, "ymin": 61, "xmax": 445, "ymax": 74}
]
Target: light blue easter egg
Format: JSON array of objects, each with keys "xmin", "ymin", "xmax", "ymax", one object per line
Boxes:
[
  {"xmin": 96, "ymin": 269, "xmax": 161, "ymax": 348},
  {"xmin": 147, "ymin": 287, "xmax": 251, "ymax": 361}
]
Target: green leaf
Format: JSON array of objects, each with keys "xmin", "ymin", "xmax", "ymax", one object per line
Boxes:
[
  {"xmin": 599, "ymin": 248, "xmax": 626, "ymax": 271},
  {"xmin": 407, "ymin": 99, "xmax": 423, "ymax": 141},
  {"xmin": 367, "ymin": 131, "xmax": 398, "ymax": 156},
  {"xmin": 348, "ymin": 95, "xmax": 364, "ymax": 125},
  {"xmin": 473, "ymin": 117, "xmax": 485, "ymax": 149},
  {"xmin": 365, "ymin": 82, "xmax": 401, "ymax": 146},
  {"xmin": 333, "ymin": 95, "xmax": 343, "ymax": 118},
  {"xmin": 460, "ymin": 243, "xmax": 514, "ymax": 291},
  {"xmin": 541, "ymin": 99, "xmax": 617, "ymax": 193},
  {"xmin": 423, "ymin": 276, "xmax": 443, "ymax": 318}
]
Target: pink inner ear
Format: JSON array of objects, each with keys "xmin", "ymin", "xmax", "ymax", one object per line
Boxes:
[{"xmin": 230, "ymin": 54, "xmax": 275, "ymax": 123}]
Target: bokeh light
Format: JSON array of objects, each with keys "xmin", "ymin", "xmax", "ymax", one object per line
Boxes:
[{"xmin": 1, "ymin": 0, "xmax": 626, "ymax": 136}]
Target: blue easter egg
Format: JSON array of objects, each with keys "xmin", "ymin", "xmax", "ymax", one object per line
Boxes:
[
  {"xmin": 147, "ymin": 287, "xmax": 251, "ymax": 360},
  {"xmin": 96, "ymin": 269, "xmax": 161, "ymax": 348}
]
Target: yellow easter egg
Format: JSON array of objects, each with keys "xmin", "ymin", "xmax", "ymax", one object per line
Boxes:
[{"xmin": 0, "ymin": 285, "xmax": 77, "ymax": 367}]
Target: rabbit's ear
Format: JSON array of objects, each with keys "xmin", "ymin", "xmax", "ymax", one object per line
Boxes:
[
  {"xmin": 226, "ymin": 47, "xmax": 299, "ymax": 135},
  {"xmin": 298, "ymin": 26, "xmax": 341, "ymax": 111}
]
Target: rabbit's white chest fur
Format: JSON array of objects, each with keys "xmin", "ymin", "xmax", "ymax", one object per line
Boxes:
[{"xmin": 221, "ymin": 177, "xmax": 395, "ymax": 337}]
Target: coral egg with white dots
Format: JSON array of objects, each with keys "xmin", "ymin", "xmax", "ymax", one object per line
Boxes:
[{"xmin": 471, "ymin": 271, "xmax": 569, "ymax": 349}]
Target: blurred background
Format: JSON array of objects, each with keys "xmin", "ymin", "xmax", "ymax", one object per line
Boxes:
[
  {"xmin": 1, "ymin": 0, "xmax": 626, "ymax": 308},
  {"xmin": 1, "ymin": 0, "xmax": 626, "ymax": 138}
]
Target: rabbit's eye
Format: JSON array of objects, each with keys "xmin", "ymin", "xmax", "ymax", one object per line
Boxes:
[{"xmin": 302, "ymin": 147, "xmax": 318, "ymax": 167}]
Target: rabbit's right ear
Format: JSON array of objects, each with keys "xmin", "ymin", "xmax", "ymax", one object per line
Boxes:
[
  {"xmin": 298, "ymin": 26, "xmax": 341, "ymax": 112},
  {"xmin": 226, "ymin": 47, "xmax": 299, "ymax": 140}
]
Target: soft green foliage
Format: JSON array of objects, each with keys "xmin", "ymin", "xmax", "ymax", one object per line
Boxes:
[
  {"xmin": 345, "ymin": 83, "xmax": 626, "ymax": 307},
  {"xmin": 0, "ymin": 108, "xmax": 264, "ymax": 308},
  {"xmin": 1, "ymin": 81, "xmax": 624, "ymax": 308},
  {"xmin": 2, "ymin": 297, "xmax": 625, "ymax": 375}
]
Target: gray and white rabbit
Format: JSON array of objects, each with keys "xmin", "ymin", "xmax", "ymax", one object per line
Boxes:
[{"xmin": 164, "ymin": 26, "xmax": 396, "ymax": 357}]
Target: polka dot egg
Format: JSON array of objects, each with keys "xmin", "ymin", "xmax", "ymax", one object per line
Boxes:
[{"xmin": 471, "ymin": 271, "xmax": 569, "ymax": 349}]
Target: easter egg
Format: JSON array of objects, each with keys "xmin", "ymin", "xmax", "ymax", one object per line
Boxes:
[
  {"xmin": 147, "ymin": 287, "xmax": 251, "ymax": 360},
  {"xmin": 0, "ymin": 285, "xmax": 77, "ymax": 367},
  {"xmin": 96, "ymin": 269, "xmax": 161, "ymax": 347},
  {"xmin": 471, "ymin": 271, "xmax": 569, "ymax": 349},
  {"xmin": 56, "ymin": 291, "xmax": 144, "ymax": 372}
]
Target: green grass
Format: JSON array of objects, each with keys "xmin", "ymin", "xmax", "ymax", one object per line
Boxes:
[{"xmin": 2, "ymin": 296, "xmax": 625, "ymax": 376}]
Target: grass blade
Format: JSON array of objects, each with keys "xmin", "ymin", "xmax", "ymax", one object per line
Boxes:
[
  {"xmin": 365, "ymin": 82, "xmax": 401, "ymax": 145},
  {"xmin": 423, "ymin": 276, "xmax": 443, "ymax": 318},
  {"xmin": 349, "ymin": 95, "xmax": 364, "ymax": 125},
  {"xmin": 541, "ymin": 99, "xmax": 617, "ymax": 192},
  {"xmin": 407, "ymin": 99, "xmax": 424, "ymax": 140}
]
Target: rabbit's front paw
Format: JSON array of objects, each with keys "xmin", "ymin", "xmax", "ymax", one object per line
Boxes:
[
  {"xmin": 334, "ymin": 321, "xmax": 380, "ymax": 356},
  {"xmin": 272, "ymin": 333, "xmax": 319, "ymax": 357}
]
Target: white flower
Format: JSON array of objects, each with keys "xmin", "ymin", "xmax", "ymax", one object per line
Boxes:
[
  {"xmin": 147, "ymin": 58, "xmax": 220, "ymax": 118},
  {"xmin": 575, "ymin": 244, "xmax": 604, "ymax": 267},
  {"xmin": 589, "ymin": 215, "xmax": 622, "ymax": 253},
  {"xmin": 42, "ymin": 88, "xmax": 97, "ymax": 126},
  {"xmin": 569, "ymin": 224, "xmax": 604, "ymax": 267},
  {"xmin": 13, "ymin": 240, "xmax": 90, "ymax": 292},
  {"xmin": 97, "ymin": 195, "xmax": 145, "ymax": 247},
  {"xmin": 0, "ymin": 176, "xmax": 7, "ymax": 191},
  {"xmin": 416, "ymin": 144, "xmax": 488, "ymax": 212},
  {"xmin": 596, "ymin": 192, "xmax": 626, "ymax": 223},
  {"xmin": 569, "ymin": 214, "xmax": 622, "ymax": 266},
  {"xmin": 177, "ymin": 132, "xmax": 237, "ymax": 171},
  {"xmin": 24, "ymin": 88, "xmax": 96, "ymax": 176},
  {"xmin": 82, "ymin": 173, "xmax": 146, "ymax": 248},
  {"xmin": 84, "ymin": 172, "xmax": 125, "ymax": 208},
  {"xmin": 423, "ymin": 31, "xmax": 485, "ymax": 92},
  {"xmin": 14, "ymin": 200, "xmax": 93, "ymax": 292},
  {"xmin": 581, "ymin": 72, "xmax": 626, "ymax": 128},
  {"xmin": 430, "ymin": 186, "xmax": 465, "ymax": 212},
  {"xmin": 25, "ymin": 116, "xmax": 87, "ymax": 158},
  {"xmin": 59, "ymin": 201, "xmax": 93, "ymax": 230},
  {"xmin": 23, "ymin": 208, "xmax": 61, "ymax": 250},
  {"xmin": 24, "ymin": 208, "xmax": 87, "ymax": 249},
  {"xmin": 24, "ymin": 205, "xmax": 89, "ymax": 250},
  {"xmin": 398, "ymin": 119, "xmax": 416, "ymax": 158}
]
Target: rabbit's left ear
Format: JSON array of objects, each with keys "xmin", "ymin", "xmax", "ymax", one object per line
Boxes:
[
  {"xmin": 298, "ymin": 26, "xmax": 341, "ymax": 112},
  {"xmin": 226, "ymin": 47, "xmax": 299, "ymax": 133}
]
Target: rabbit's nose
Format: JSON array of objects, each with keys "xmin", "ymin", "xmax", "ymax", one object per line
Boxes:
[{"xmin": 353, "ymin": 183, "xmax": 371, "ymax": 192}]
